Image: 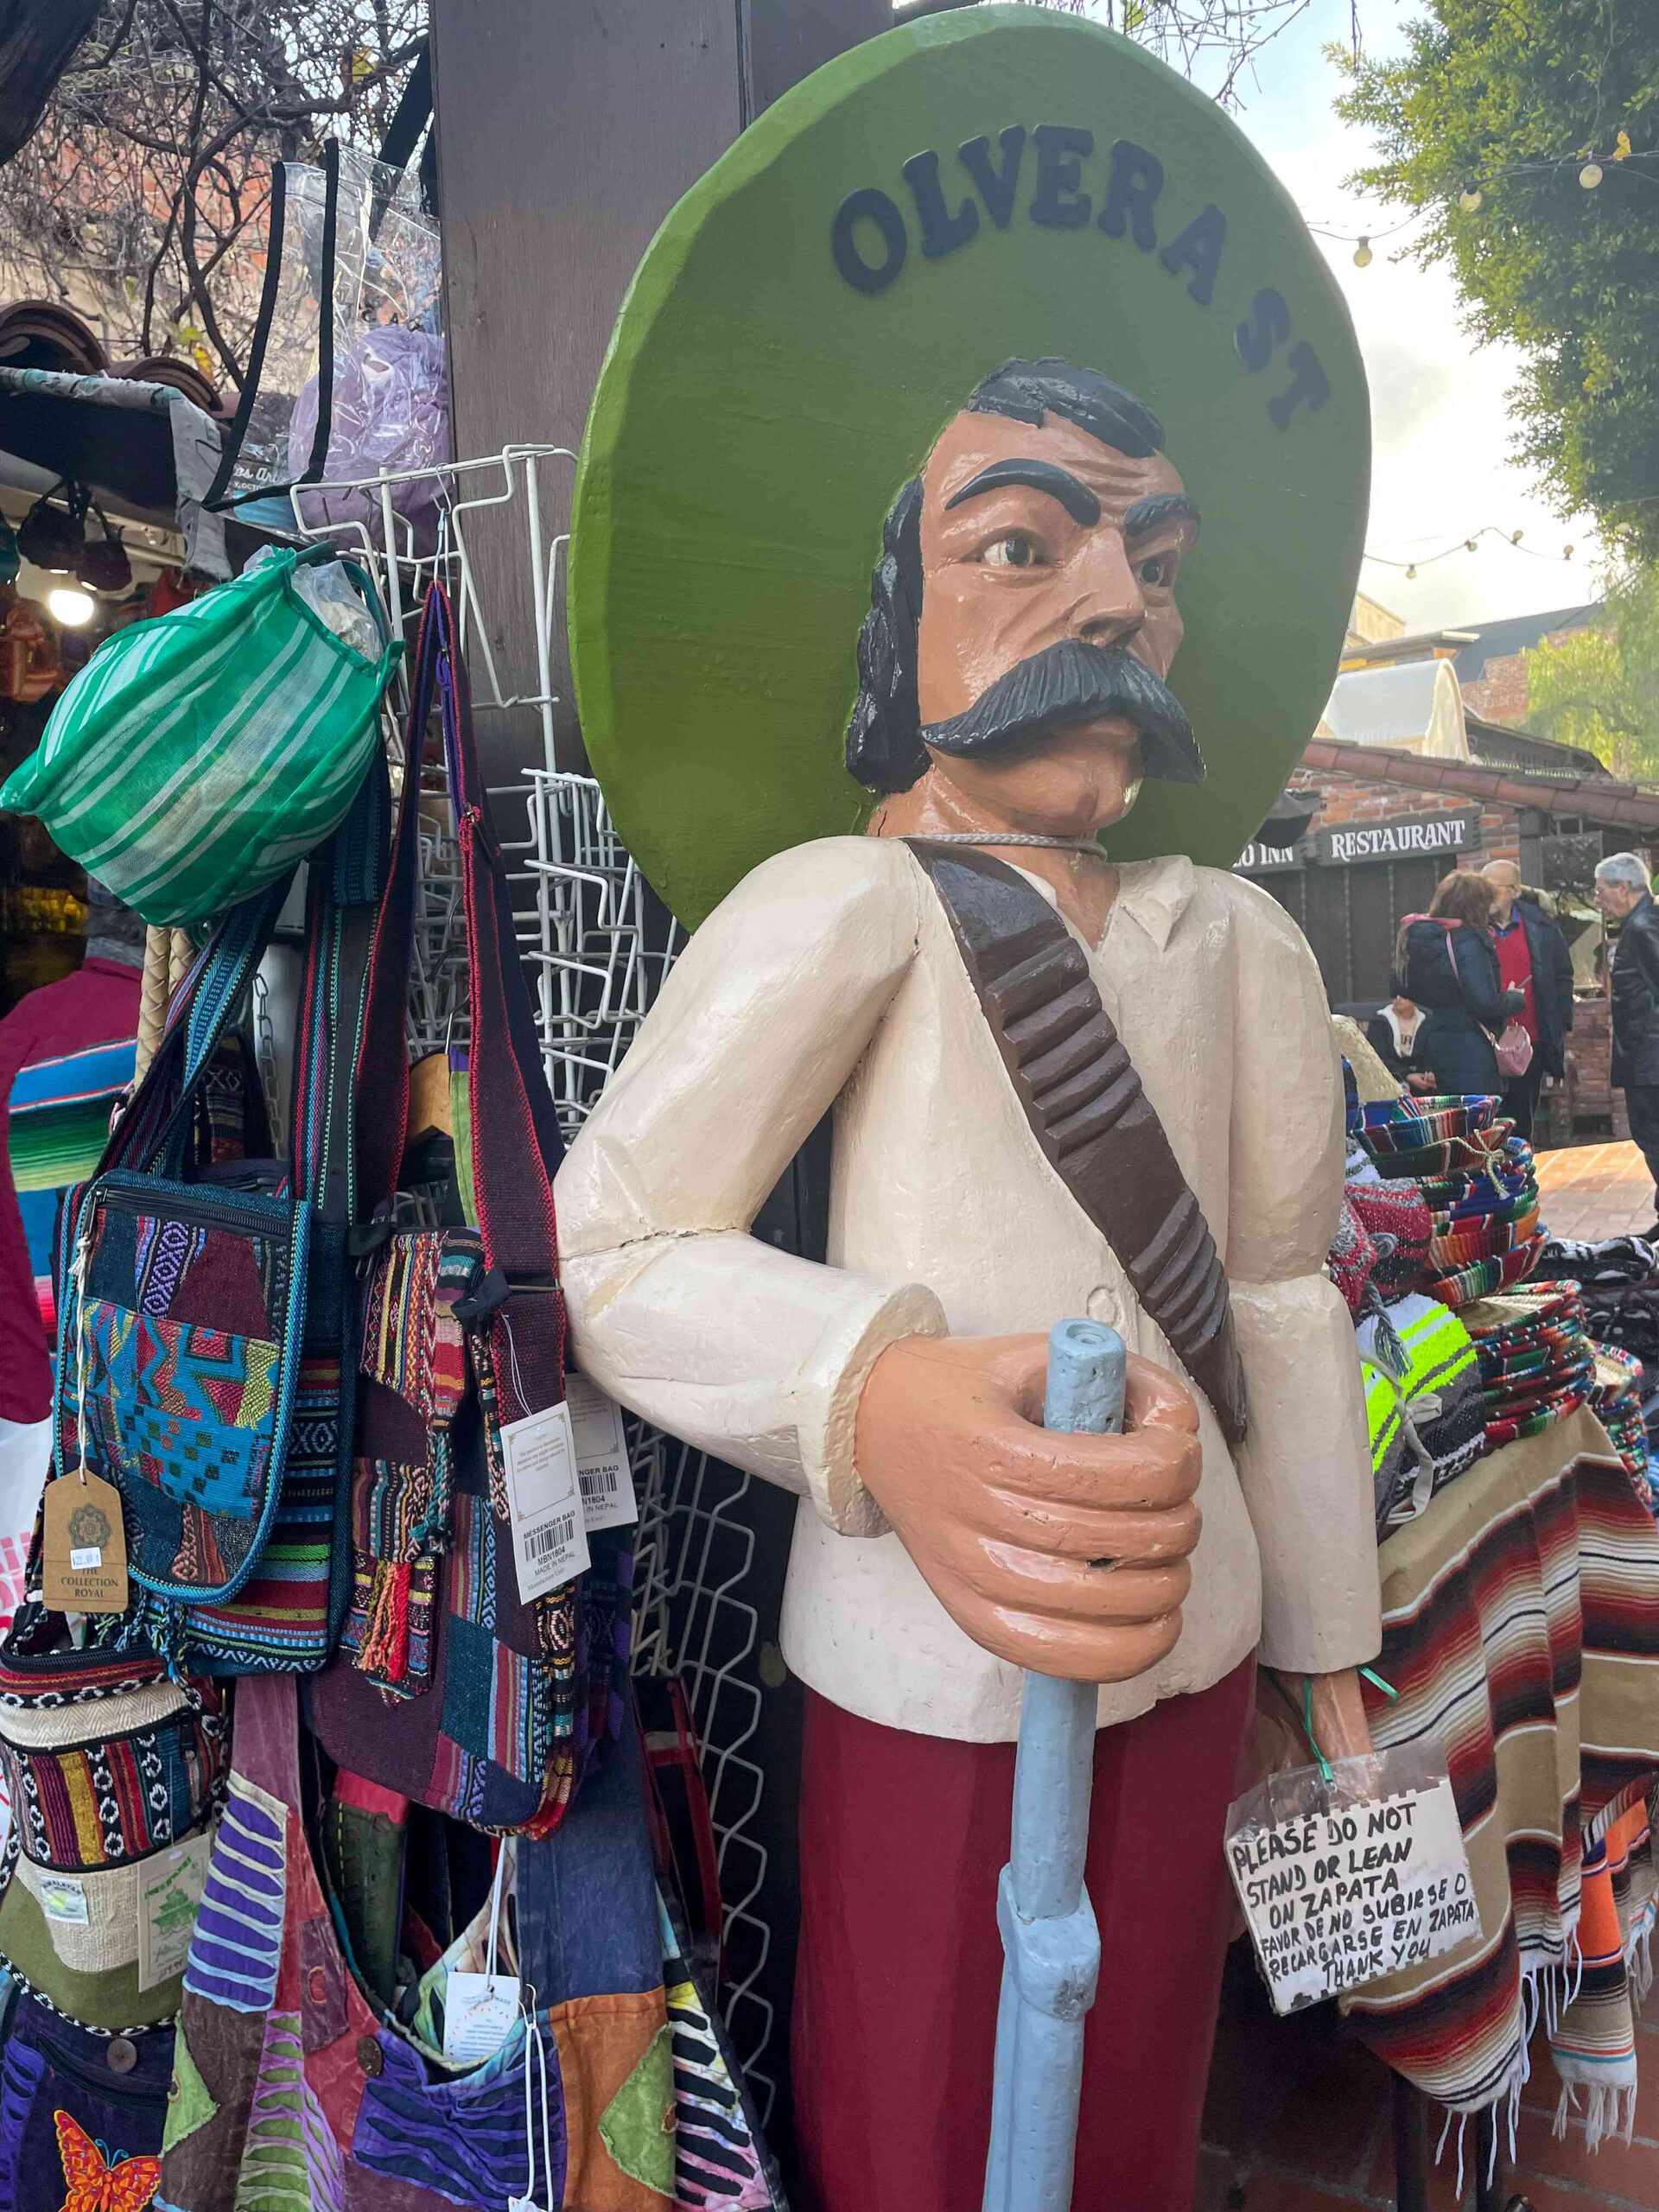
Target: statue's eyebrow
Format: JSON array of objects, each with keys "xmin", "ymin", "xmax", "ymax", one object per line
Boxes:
[
  {"xmin": 1123, "ymin": 493, "xmax": 1201, "ymax": 541},
  {"xmin": 943, "ymin": 459, "xmax": 1102, "ymax": 527}
]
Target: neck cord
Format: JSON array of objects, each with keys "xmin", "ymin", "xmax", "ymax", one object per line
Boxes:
[{"xmin": 917, "ymin": 831, "xmax": 1105, "ymax": 854}]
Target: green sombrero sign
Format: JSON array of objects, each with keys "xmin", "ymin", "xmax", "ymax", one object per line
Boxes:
[{"xmin": 569, "ymin": 4, "xmax": 1368, "ymax": 929}]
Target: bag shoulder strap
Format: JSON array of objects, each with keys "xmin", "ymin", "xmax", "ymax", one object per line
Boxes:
[
  {"xmin": 908, "ymin": 839, "xmax": 1247, "ymax": 1450},
  {"xmin": 357, "ymin": 586, "xmax": 566, "ymax": 1419}
]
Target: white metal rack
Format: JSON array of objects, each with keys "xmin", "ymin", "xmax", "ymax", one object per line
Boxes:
[{"xmin": 284, "ymin": 448, "xmax": 779, "ymax": 2107}]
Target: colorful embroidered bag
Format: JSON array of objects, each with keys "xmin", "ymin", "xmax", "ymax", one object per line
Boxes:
[
  {"xmin": 48, "ymin": 767, "xmax": 391, "ymax": 1674},
  {"xmin": 0, "ymin": 1594, "xmax": 228, "ymax": 2037},
  {"xmin": 0, "ymin": 1984, "xmax": 173, "ymax": 2212},
  {"xmin": 308, "ymin": 586, "xmax": 629, "ymax": 1832}
]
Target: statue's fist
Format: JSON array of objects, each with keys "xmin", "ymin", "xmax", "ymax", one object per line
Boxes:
[{"xmin": 854, "ymin": 1333, "xmax": 1202, "ymax": 1682}]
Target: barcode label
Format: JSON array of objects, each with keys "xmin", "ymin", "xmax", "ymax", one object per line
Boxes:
[
  {"xmin": 500, "ymin": 1402, "xmax": 589, "ymax": 1599},
  {"xmin": 524, "ymin": 1511, "xmax": 577, "ymax": 1560},
  {"xmin": 567, "ymin": 1373, "xmax": 639, "ymax": 1532}
]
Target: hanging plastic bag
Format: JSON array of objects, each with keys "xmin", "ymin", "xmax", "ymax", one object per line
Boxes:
[{"xmin": 0, "ymin": 545, "xmax": 399, "ymax": 925}]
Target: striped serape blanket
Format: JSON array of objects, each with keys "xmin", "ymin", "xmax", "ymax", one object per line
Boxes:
[
  {"xmin": 1343, "ymin": 1406, "xmax": 1659, "ymax": 2133},
  {"xmin": 1550, "ymin": 1796, "xmax": 1656, "ymax": 2146},
  {"xmin": 5, "ymin": 1034, "xmax": 135, "ymax": 1338}
]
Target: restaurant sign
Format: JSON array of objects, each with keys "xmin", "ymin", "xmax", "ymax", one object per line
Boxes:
[{"xmin": 1314, "ymin": 809, "xmax": 1482, "ymax": 868}]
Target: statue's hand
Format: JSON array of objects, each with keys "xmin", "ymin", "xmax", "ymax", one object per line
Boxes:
[{"xmin": 853, "ymin": 1333, "xmax": 1202, "ymax": 1681}]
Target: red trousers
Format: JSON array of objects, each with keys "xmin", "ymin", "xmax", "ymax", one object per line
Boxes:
[{"xmin": 791, "ymin": 1660, "xmax": 1255, "ymax": 2212}]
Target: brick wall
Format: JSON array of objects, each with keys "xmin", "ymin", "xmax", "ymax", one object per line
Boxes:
[
  {"xmin": 1286, "ymin": 766, "xmax": 1520, "ymax": 862},
  {"xmin": 1460, "ymin": 619, "xmax": 1611, "ymax": 726}
]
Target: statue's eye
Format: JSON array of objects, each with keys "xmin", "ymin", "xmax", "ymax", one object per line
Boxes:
[
  {"xmin": 1137, "ymin": 553, "xmax": 1176, "ymax": 588},
  {"xmin": 981, "ymin": 534, "xmax": 1039, "ymax": 569}
]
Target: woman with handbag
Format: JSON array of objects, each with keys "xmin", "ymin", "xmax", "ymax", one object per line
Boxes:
[{"xmin": 1395, "ymin": 870, "xmax": 1527, "ymax": 1101}]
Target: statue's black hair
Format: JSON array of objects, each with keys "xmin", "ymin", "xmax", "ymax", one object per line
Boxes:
[{"xmin": 846, "ymin": 359, "xmax": 1166, "ymax": 794}]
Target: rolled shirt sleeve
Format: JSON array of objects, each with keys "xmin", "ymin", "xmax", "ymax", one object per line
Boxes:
[
  {"xmin": 1224, "ymin": 880, "xmax": 1382, "ymax": 1675},
  {"xmin": 554, "ymin": 839, "xmax": 946, "ymax": 1536}
]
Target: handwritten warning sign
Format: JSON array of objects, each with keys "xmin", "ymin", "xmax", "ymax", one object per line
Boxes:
[{"xmin": 1225, "ymin": 1753, "xmax": 1478, "ymax": 2014}]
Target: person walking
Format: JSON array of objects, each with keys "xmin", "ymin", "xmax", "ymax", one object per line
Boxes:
[
  {"xmin": 1482, "ymin": 858, "xmax": 1574, "ymax": 1140},
  {"xmin": 1595, "ymin": 851, "xmax": 1659, "ymax": 1234},
  {"xmin": 1395, "ymin": 870, "xmax": 1523, "ymax": 1099}
]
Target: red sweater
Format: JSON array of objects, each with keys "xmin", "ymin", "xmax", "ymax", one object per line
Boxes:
[{"xmin": 1491, "ymin": 913, "xmax": 1536, "ymax": 1039}]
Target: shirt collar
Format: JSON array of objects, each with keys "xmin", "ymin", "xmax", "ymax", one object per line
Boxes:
[{"xmin": 1007, "ymin": 850, "xmax": 1197, "ymax": 952}]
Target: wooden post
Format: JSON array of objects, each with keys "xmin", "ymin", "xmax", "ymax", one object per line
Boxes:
[{"xmin": 428, "ymin": 0, "xmax": 973, "ymax": 785}]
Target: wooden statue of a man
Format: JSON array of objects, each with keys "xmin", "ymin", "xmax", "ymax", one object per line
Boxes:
[{"xmin": 558, "ymin": 15, "xmax": 1380, "ymax": 2206}]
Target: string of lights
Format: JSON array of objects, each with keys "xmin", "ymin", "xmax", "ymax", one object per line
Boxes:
[
  {"xmin": 1361, "ymin": 525, "xmax": 1579, "ymax": 580},
  {"xmin": 1301, "ymin": 133, "xmax": 1654, "ymax": 264}
]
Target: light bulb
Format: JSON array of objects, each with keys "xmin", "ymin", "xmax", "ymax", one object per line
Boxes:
[
  {"xmin": 1511, "ymin": 529, "xmax": 1523, "ymax": 543},
  {"xmin": 1580, "ymin": 162, "xmax": 1603, "ymax": 189},
  {"xmin": 1353, "ymin": 238, "xmax": 1373, "ymax": 267},
  {"xmin": 1564, "ymin": 544, "xmax": 1574, "ymax": 560},
  {"xmin": 1406, "ymin": 565, "xmax": 1417, "ymax": 581},
  {"xmin": 46, "ymin": 586, "xmax": 94, "ymax": 628},
  {"xmin": 1459, "ymin": 185, "xmax": 1483, "ymax": 212},
  {"xmin": 1465, "ymin": 538, "xmax": 1478, "ymax": 553}
]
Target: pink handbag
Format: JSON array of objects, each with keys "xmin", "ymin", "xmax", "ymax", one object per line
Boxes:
[{"xmin": 1495, "ymin": 1021, "xmax": 1534, "ymax": 1078}]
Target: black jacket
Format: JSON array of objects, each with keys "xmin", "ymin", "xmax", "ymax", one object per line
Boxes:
[
  {"xmin": 1611, "ymin": 892, "xmax": 1659, "ymax": 1090},
  {"xmin": 1501, "ymin": 893, "xmax": 1575, "ymax": 1078},
  {"xmin": 1399, "ymin": 917, "xmax": 1513, "ymax": 1098}
]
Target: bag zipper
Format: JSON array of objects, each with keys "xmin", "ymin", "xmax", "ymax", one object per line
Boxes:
[{"xmin": 86, "ymin": 1174, "xmax": 293, "ymax": 1238}]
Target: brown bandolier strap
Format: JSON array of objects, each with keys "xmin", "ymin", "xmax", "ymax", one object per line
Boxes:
[{"xmin": 909, "ymin": 841, "xmax": 1248, "ymax": 1449}]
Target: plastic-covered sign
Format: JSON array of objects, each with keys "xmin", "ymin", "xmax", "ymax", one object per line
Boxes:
[{"xmin": 1225, "ymin": 1744, "xmax": 1478, "ymax": 2014}]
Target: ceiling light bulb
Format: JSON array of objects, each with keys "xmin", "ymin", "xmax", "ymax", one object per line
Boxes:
[
  {"xmin": 1459, "ymin": 185, "xmax": 1483, "ymax": 212},
  {"xmin": 46, "ymin": 586, "xmax": 95, "ymax": 628},
  {"xmin": 1353, "ymin": 238, "xmax": 1373, "ymax": 267},
  {"xmin": 1580, "ymin": 161, "xmax": 1603, "ymax": 189}
]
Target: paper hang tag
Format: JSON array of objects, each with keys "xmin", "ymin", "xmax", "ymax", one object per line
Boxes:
[
  {"xmin": 1224, "ymin": 1744, "xmax": 1479, "ymax": 2016},
  {"xmin": 137, "ymin": 1830, "xmax": 213, "ymax": 1992},
  {"xmin": 41, "ymin": 1470, "xmax": 129, "ymax": 1613},
  {"xmin": 442, "ymin": 1971, "xmax": 523, "ymax": 2064},
  {"xmin": 38, "ymin": 1873, "xmax": 89, "ymax": 1926},
  {"xmin": 565, "ymin": 1373, "xmax": 639, "ymax": 1534},
  {"xmin": 500, "ymin": 1402, "xmax": 591, "ymax": 1604}
]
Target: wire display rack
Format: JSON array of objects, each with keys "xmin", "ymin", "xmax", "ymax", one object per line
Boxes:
[{"xmin": 285, "ymin": 448, "xmax": 779, "ymax": 2107}]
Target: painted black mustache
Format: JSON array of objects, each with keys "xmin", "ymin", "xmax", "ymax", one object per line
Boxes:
[{"xmin": 918, "ymin": 639, "xmax": 1205, "ymax": 786}]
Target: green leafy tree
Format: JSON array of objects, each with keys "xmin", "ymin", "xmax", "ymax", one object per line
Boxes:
[
  {"xmin": 1338, "ymin": 0, "xmax": 1659, "ymax": 562},
  {"xmin": 1524, "ymin": 569, "xmax": 1659, "ymax": 780}
]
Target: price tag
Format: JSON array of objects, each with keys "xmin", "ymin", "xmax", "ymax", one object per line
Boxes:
[
  {"xmin": 500, "ymin": 1403, "xmax": 590, "ymax": 1603},
  {"xmin": 1225, "ymin": 1746, "xmax": 1479, "ymax": 2014},
  {"xmin": 38, "ymin": 1873, "xmax": 89, "ymax": 1926},
  {"xmin": 566, "ymin": 1374, "xmax": 639, "ymax": 1533},
  {"xmin": 41, "ymin": 1470, "xmax": 129, "ymax": 1613},
  {"xmin": 442, "ymin": 1971, "xmax": 522, "ymax": 2064},
  {"xmin": 137, "ymin": 1831, "xmax": 213, "ymax": 1991}
]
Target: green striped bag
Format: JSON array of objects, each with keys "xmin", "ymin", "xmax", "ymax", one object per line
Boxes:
[{"xmin": 0, "ymin": 546, "xmax": 401, "ymax": 925}]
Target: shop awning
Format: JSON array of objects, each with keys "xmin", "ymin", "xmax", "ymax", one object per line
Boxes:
[
  {"xmin": 0, "ymin": 365, "xmax": 227, "ymax": 575},
  {"xmin": 1300, "ymin": 736, "xmax": 1659, "ymax": 836},
  {"xmin": 1317, "ymin": 659, "xmax": 1471, "ymax": 760}
]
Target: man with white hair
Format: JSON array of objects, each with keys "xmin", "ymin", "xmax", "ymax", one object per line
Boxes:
[
  {"xmin": 1480, "ymin": 857, "xmax": 1575, "ymax": 1139},
  {"xmin": 1595, "ymin": 851, "xmax": 1659, "ymax": 1231}
]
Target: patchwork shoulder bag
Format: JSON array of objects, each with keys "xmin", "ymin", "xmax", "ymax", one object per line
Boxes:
[
  {"xmin": 49, "ymin": 759, "xmax": 390, "ymax": 1674},
  {"xmin": 309, "ymin": 584, "xmax": 629, "ymax": 1832}
]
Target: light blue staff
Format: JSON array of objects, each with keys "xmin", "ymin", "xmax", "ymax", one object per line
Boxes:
[{"xmin": 982, "ymin": 1317, "xmax": 1127, "ymax": 2212}]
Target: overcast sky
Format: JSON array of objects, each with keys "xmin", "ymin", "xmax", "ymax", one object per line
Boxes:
[{"xmin": 1198, "ymin": 0, "xmax": 1606, "ymax": 632}]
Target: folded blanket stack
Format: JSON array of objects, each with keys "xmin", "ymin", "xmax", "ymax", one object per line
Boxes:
[
  {"xmin": 1589, "ymin": 1344, "xmax": 1651, "ymax": 1488},
  {"xmin": 1459, "ymin": 1282, "xmax": 1595, "ymax": 1450}
]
